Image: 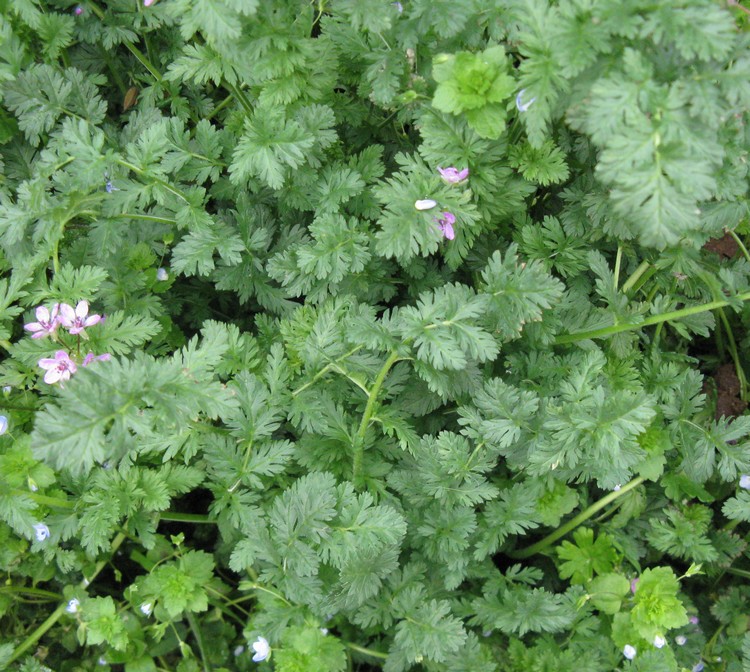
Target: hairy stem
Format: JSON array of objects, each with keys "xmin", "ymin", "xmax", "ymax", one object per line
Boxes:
[
  {"xmin": 556, "ymin": 292, "xmax": 750, "ymax": 344},
  {"xmin": 509, "ymin": 477, "xmax": 645, "ymax": 559},
  {"xmin": 352, "ymin": 350, "xmax": 401, "ymax": 487},
  {"xmin": 345, "ymin": 642, "xmax": 389, "ymax": 659}
]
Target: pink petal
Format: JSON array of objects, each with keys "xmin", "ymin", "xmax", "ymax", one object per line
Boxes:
[
  {"xmin": 44, "ymin": 368, "xmax": 62, "ymax": 384},
  {"xmin": 31, "ymin": 331, "xmax": 48, "ymax": 339},
  {"xmin": 59, "ymin": 304, "xmax": 75, "ymax": 326},
  {"xmin": 38, "ymin": 358, "xmax": 57, "ymax": 369},
  {"xmin": 442, "ymin": 222, "xmax": 455, "ymax": 240},
  {"xmin": 36, "ymin": 306, "xmax": 50, "ymax": 322},
  {"xmin": 24, "ymin": 322, "xmax": 43, "ymax": 332},
  {"xmin": 82, "ymin": 353, "xmax": 95, "ymax": 367},
  {"xmin": 84, "ymin": 315, "xmax": 101, "ymax": 327},
  {"xmin": 75, "ymin": 301, "xmax": 89, "ymax": 319}
]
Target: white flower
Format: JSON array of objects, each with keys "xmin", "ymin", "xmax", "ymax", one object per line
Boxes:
[
  {"xmin": 653, "ymin": 635, "xmax": 666, "ymax": 648},
  {"xmin": 414, "ymin": 199, "xmax": 437, "ymax": 211},
  {"xmin": 0, "ymin": 415, "xmax": 7, "ymax": 435},
  {"xmin": 623, "ymin": 644, "xmax": 637, "ymax": 660},
  {"xmin": 66, "ymin": 598, "xmax": 80, "ymax": 614},
  {"xmin": 675, "ymin": 635, "xmax": 687, "ymax": 646},
  {"xmin": 613, "ymin": 484, "xmax": 621, "ymax": 491},
  {"xmin": 252, "ymin": 636, "xmax": 270, "ymax": 662},
  {"xmin": 739, "ymin": 474, "xmax": 750, "ymax": 489},
  {"xmin": 515, "ymin": 89, "xmax": 537, "ymax": 112},
  {"xmin": 156, "ymin": 268, "xmax": 169, "ymax": 282},
  {"xmin": 98, "ymin": 657, "xmax": 107, "ymax": 666},
  {"xmin": 320, "ymin": 628, "xmax": 328, "ymax": 635},
  {"xmin": 28, "ymin": 478, "xmax": 38, "ymax": 492},
  {"xmin": 33, "ymin": 522, "xmax": 50, "ymax": 541},
  {"xmin": 234, "ymin": 645, "xmax": 245, "ymax": 656},
  {"xmin": 2, "ymin": 385, "xmax": 10, "ymax": 394},
  {"xmin": 139, "ymin": 602, "xmax": 152, "ymax": 616}
]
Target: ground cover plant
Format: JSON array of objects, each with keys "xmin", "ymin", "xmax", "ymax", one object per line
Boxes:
[{"xmin": 1, "ymin": 0, "xmax": 750, "ymax": 670}]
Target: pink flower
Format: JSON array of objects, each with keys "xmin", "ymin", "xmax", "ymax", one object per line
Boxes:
[
  {"xmin": 82, "ymin": 352, "xmax": 112, "ymax": 367},
  {"xmin": 630, "ymin": 577, "xmax": 639, "ymax": 594},
  {"xmin": 434, "ymin": 211, "xmax": 456, "ymax": 240},
  {"xmin": 59, "ymin": 301, "xmax": 102, "ymax": 335},
  {"xmin": 437, "ymin": 166, "xmax": 469, "ymax": 184},
  {"xmin": 144, "ymin": 0, "xmax": 155, "ymax": 5},
  {"xmin": 38, "ymin": 351, "xmax": 77, "ymax": 385},
  {"xmin": 24, "ymin": 305, "xmax": 60, "ymax": 339},
  {"xmin": 73, "ymin": 5, "xmax": 83, "ymax": 15}
]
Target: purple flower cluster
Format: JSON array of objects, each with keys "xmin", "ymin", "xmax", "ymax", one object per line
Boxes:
[
  {"xmin": 24, "ymin": 301, "xmax": 101, "ymax": 339},
  {"xmin": 413, "ymin": 166, "xmax": 470, "ymax": 242},
  {"xmin": 23, "ymin": 301, "xmax": 110, "ymax": 386}
]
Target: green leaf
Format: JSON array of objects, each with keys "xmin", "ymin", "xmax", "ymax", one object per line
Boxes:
[
  {"xmin": 630, "ymin": 567, "xmax": 688, "ymax": 640},
  {"xmin": 392, "ymin": 599, "xmax": 466, "ymax": 665},
  {"xmin": 556, "ymin": 528, "xmax": 618, "ymax": 585},
  {"xmin": 275, "ymin": 626, "xmax": 346, "ymax": 672},
  {"xmin": 139, "ymin": 550, "xmax": 215, "ymax": 619},
  {"xmin": 82, "ymin": 596, "xmax": 128, "ymax": 650},
  {"xmin": 230, "ymin": 107, "xmax": 317, "ymax": 190},
  {"xmin": 589, "ymin": 573, "xmax": 631, "ymax": 615},
  {"xmin": 399, "ymin": 284, "xmax": 499, "ymax": 370},
  {"xmin": 478, "ymin": 245, "xmax": 565, "ymax": 340}
]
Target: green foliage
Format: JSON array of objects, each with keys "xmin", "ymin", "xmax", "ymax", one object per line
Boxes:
[
  {"xmin": 1, "ymin": 1, "xmax": 750, "ymax": 671},
  {"xmin": 432, "ymin": 46, "xmax": 516, "ymax": 139},
  {"xmin": 557, "ymin": 528, "xmax": 618, "ymax": 585}
]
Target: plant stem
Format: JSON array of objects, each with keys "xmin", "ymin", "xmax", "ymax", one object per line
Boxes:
[
  {"xmin": 620, "ymin": 260, "xmax": 650, "ymax": 294},
  {"xmin": 555, "ymin": 292, "xmax": 750, "ymax": 344},
  {"xmin": 12, "ymin": 490, "xmax": 74, "ymax": 509},
  {"xmin": 224, "ymin": 81, "xmax": 253, "ymax": 116},
  {"xmin": 509, "ymin": 477, "xmax": 645, "ymax": 559},
  {"xmin": 727, "ymin": 228, "xmax": 750, "ymax": 265},
  {"xmin": 158, "ymin": 512, "xmax": 214, "ymax": 524},
  {"xmin": 345, "ymin": 642, "xmax": 389, "ymax": 659},
  {"xmin": 352, "ymin": 350, "xmax": 401, "ymax": 486},
  {"xmin": 186, "ymin": 612, "xmax": 210, "ymax": 672},
  {"xmin": 717, "ymin": 307, "xmax": 748, "ymax": 401},
  {"xmin": 613, "ymin": 246, "xmax": 623, "ymax": 290},
  {"xmin": 0, "ymin": 586, "xmax": 62, "ymax": 600},
  {"xmin": 7, "ymin": 532, "xmax": 126, "ymax": 665}
]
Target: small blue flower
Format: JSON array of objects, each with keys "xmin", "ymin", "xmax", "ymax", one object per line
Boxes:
[
  {"xmin": 739, "ymin": 474, "xmax": 750, "ymax": 489},
  {"xmin": 623, "ymin": 644, "xmax": 636, "ymax": 660},
  {"xmin": 692, "ymin": 663, "xmax": 704, "ymax": 672},
  {"xmin": 156, "ymin": 268, "xmax": 169, "ymax": 282},
  {"xmin": 653, "ymin": 635, "xmax": 666, "ymax": 649},
  {"xmin": 675, "ymin": 635, "xmax": 687, "ymax": 646},
  {"xmin": 0, "ymin": 415, "xmax": 7, "ymax": 435},
  {"xmin": 515, "ymin": 89, "xmax": 536, "ymax": 112},
  {"xmin": 66, "ymin": 598, "xmax": 80, "ymax": 614},
  {"xmin": 392, "ymin": 1, "xmax": 403, "ymax": 12},
  {"xmin": 140, "ymin": 602, "xmax": 153, "ymax": 616},
  {"xmin": 33, "ymin": 522, "xmax": 50, "ymax": 542},
  {"xmin": 252, "ymin": 636, "xmax": 270, "ymax": 662},
  {"xmin": 104, "ymin": 172, "xmax": 119, "ymax": 193}
]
